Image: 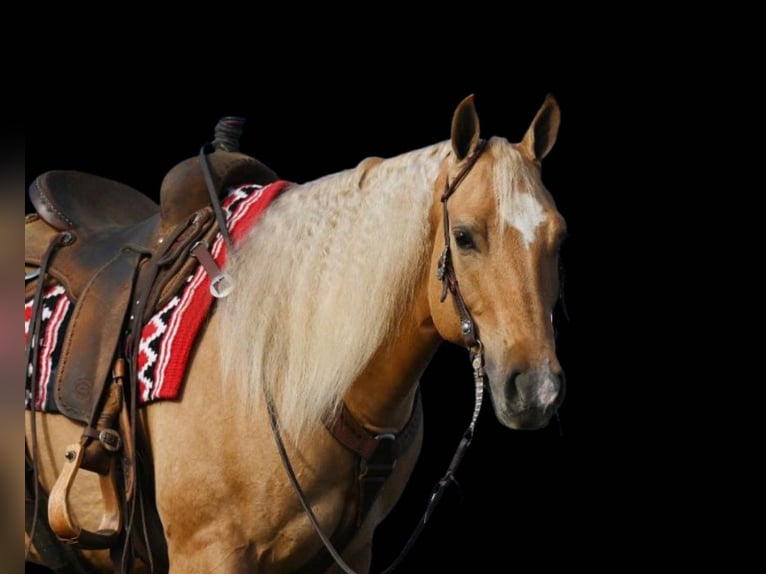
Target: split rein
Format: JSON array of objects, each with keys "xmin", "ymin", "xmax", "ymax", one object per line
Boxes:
[{"xmin": 266, "ymin": 140, "xmax": 490, "ymax": 574}]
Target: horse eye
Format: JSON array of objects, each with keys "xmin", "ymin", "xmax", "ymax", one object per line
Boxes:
[{"xmin": 454, "ymin": 229, "xmax": 476, "ymax": 250}]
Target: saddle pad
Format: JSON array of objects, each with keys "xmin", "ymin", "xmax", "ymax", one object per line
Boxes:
[{"xmin": 25, "ymin": 180, "xmax": 290, "ymax": 412}]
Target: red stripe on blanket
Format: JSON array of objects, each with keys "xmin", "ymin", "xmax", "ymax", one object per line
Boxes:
[{"xmin": 139, "ymin": 181, "xmax": 289, "ymax": 403}]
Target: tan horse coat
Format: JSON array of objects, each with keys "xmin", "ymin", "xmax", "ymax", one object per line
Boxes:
[{"xmin": 26, "ymin": 95, "xmax": 565, "ymax": 572}]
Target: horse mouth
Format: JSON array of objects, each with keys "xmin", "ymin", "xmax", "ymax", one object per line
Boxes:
[{"xmin": 492, "ymin": 403, "xmax": 557, "ymax": 431}]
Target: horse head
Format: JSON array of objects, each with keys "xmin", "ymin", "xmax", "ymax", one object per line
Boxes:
[{"xmin": 429, "ymin": 95, "xmax": 566, "ymax": 430}]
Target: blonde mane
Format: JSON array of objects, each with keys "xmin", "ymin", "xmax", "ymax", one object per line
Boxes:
[{"xmin": 218, "ymin": 142, "xmax": 451, "ymax": 438}]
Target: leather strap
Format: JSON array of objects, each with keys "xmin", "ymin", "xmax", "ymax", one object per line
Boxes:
[
  {"xmin": 54, "ymin": 248, "xmax": 143, "ymax": 421},
  {"xmin": 326, "ymin": 392, "xmax": 423, "ymax": 525},
  {"xmin": 299, "ymin": 394, "xmax": 423, "ymax": 573},
  {"xmin": 25, "ymin": 231, "xmax": 72, "ymax": 563},
  {"xmin": 191, "ymin": 241, "xmax": 234, "ymax": 298},
  {"xmin": 437, "ymin": 139, "xmax": 488, "ymax": 350},
  {"xmin": 326, "ymin": 394, "xmax": 422, "ymax": 462},
  {"xmin": 270, "ymin": 141, "xmax": 490, "ymax": 574},
  {"xmin": 199, "ymin": 145, "xmax": 235, "ymax": 252},
  {"xmin": 198, "ymin": 117, "xmax": 250, "ymax": 253},
  {"xmin": 47, "ymin": 374, "xmax": 127, "ymax": 550}
]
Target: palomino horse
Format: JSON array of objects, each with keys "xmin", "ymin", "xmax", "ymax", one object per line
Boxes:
[{"xmin": 25, "ymin": 94, "xmax": 566, "ymax": 572}]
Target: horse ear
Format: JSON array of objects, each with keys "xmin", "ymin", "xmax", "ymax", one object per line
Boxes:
[
  {"xmin": 451, "ymin": 94, "xmax": 481, "ymax": 161},
  {"xmin": 520, "ymin": 94, "xmax": 561, "ymax": 161}
]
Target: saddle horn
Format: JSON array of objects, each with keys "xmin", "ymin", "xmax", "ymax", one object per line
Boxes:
[{"xmin": 212, "ymin": 116, "xmax": 246, "ymax": 152}]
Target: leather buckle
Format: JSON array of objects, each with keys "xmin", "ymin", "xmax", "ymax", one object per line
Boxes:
[
  {"xmin": 360, "ymin": 433, "xmax": 397, "ymax": 480},
  {"xmin": 98, "ymin": 428, "xmax": 122, "ymax": 452}
]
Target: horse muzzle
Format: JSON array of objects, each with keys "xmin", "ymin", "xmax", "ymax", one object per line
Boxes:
[{"xmin": 487, "ymin": 366, "xmax": 565, "ymax": 430}]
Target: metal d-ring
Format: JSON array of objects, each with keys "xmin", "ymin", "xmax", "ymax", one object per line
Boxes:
[
  {"xmin": 210, "ymin": 272, "xmax": 235, "ymax": 298},
  {"xmin": 191, "ymin": 240, "xmax": 235, "ymax": 298}
]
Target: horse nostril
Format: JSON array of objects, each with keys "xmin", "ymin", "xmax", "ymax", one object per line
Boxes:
[
  {"xmin": 512, "ymin": 371, "xmax": 537, "ymax": 401},
  {"xmin": 505, "ymin": 370, "xmax": 521, "ymax": 397},
  {"xmin": 506, "ymin": 370, "xmax": 533, "ymax": 405},
  {"xmin": 507, "ymin": 369, "xmax": 562, "ymax": 409}
]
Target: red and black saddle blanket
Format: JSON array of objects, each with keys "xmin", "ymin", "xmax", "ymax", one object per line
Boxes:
[{"xmin": 25, "ymin": 180, "xmax": 290, "ymax": 412}]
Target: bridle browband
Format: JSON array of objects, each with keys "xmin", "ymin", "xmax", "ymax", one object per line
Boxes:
[{"xmin": 266, "ymin": 140, "xmax": 490, "ymax": 573}]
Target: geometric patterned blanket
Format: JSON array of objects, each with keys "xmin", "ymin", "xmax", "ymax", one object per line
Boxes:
[{"xmin": 24, "ymin": 180, "xmax": 290, "ymax": 412}]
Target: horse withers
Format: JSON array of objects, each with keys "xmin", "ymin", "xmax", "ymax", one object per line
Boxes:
[{"xmin": 25, "ymin": 94, "xmax": 566, "ymax": 572}]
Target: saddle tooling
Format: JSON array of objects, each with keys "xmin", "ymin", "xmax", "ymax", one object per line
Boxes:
[{"xmin": 24, "ymin": 118, "xmax": 280, "ymax": 571}]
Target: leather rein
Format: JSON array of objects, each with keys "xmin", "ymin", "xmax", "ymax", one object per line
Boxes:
[{"xmin": 266, "ymin": 140, "xmax": 489, "ymax": 573}]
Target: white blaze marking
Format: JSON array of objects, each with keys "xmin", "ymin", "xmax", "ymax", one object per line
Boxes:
[{"xmin": 504, "ymin": 190, "xmax": 546, "ymax": 247}]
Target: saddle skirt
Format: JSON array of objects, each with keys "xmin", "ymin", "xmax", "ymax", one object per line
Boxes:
[{"xmin": 25, "ymin": 180, "xmax": 290, "ymax": 412}]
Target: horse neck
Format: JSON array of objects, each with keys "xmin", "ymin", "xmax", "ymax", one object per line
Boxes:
[
  {"xmin": 338, "ymin": 148, "xmax": 448, "ymax": 432},
  {"xmin": 219, "ymin": 142, "xmax": 450, "ymax": 438},
  {"xmin": 343, "ymin": 264, "xmax": 440, "ymax": 432}
]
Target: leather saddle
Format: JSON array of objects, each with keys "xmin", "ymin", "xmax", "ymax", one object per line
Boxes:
[
  {"xmin": 26, "ymin": 146, "xmax": 277, "ymax": 421},
  {"xmin": 25, "ymin": 119, "xmax": 278, "ymax": 562}
]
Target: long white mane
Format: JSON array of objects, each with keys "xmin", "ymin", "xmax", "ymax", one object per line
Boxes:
[{"xmin": 218, "ymin": 142, "xmax": 451, "ymax": 438}]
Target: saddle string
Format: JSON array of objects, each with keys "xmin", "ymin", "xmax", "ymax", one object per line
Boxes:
[
  {"xmin": 267, "ymin": 142, "xmax": 489, "ymax": 572},
  {"xmin": 25, "ymin": 231, "xmax": 73, "ymax": 560}
]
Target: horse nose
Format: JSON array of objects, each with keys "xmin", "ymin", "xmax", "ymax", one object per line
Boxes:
[{"xmin": 509, "ymin": 368, "xmax": 564, "ymax": 411}]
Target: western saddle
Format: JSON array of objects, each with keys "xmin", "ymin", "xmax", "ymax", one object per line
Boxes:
[{"xmin": 25, "ymin": 118, "xmax": 278, "ymax": 571}]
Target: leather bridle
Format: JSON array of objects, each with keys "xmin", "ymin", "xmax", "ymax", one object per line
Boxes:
[
  {"xmin": 437, "ymin": 138, "xmax": 488, "ymax": 351},
  {"xmin": 267, "ymin": 140, "xmax": 489, "ymax": 573}
]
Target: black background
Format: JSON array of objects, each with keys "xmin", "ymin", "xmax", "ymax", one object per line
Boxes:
[{"xmin": 26, "ymin": 53, "xmax": 641, "ymax": 572}]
